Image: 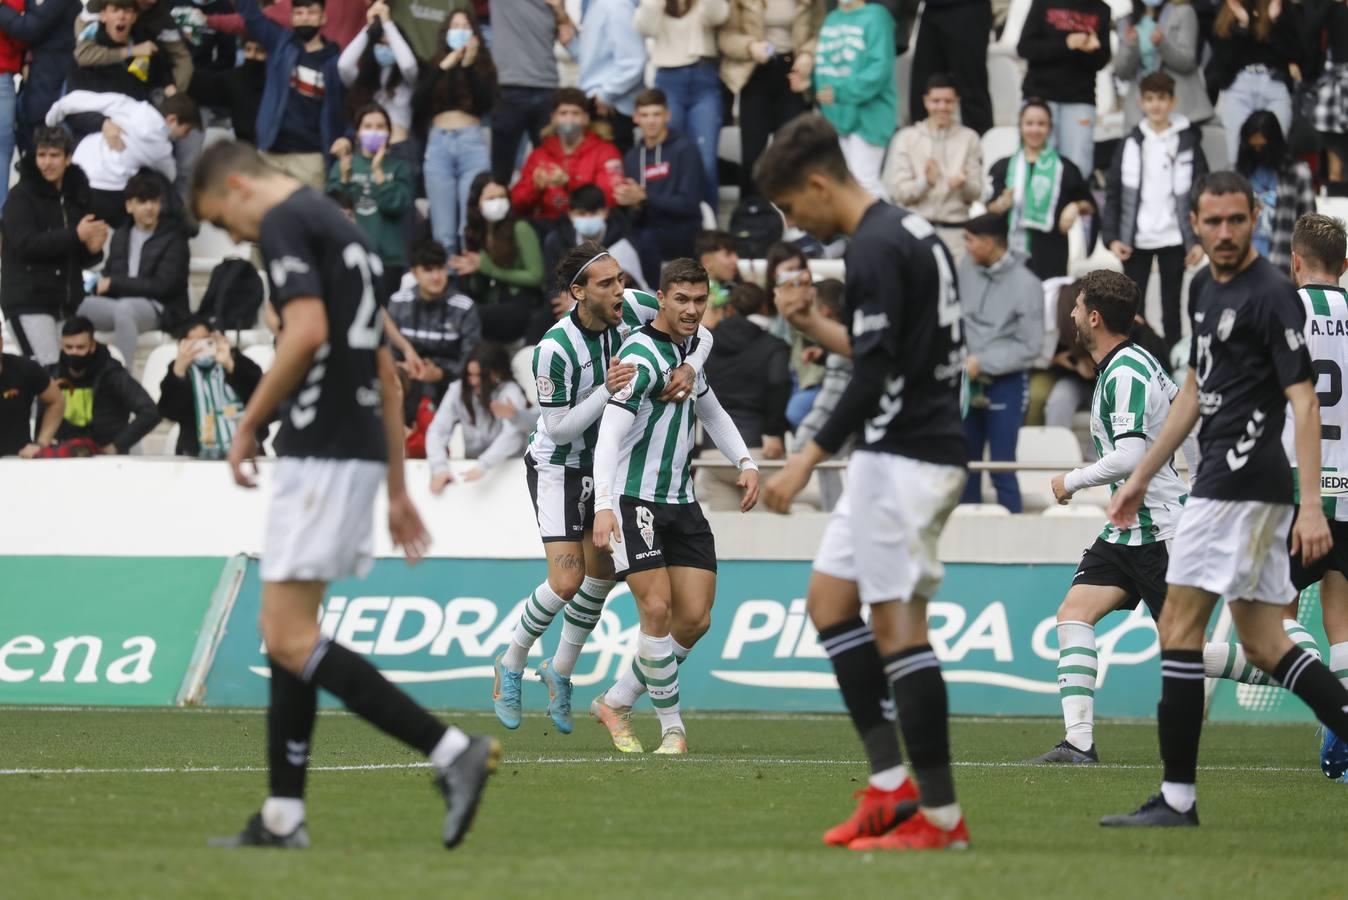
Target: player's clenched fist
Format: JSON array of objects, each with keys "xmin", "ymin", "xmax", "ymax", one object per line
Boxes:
[{"xmin": 592, "ymin": 509, "xmax": 621, "ymax": 552}]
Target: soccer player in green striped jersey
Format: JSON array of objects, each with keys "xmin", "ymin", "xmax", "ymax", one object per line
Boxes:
[
  {"xmin": 493, "ymin": 243, "xmax": 715, "ymax": 740},
  {"xmin": 591, "ymin": 258, "xmax": 760, "ymax": 754},
  {"xmin": 1033, "ymin": 270, "xmax": 1192, "ymax": 765},
  {"xmin": 1202, "ymin": 213, "xmax": 1348, "ymax": 780}
]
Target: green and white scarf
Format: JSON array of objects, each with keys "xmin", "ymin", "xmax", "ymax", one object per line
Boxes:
[
  {"xmin": 1006, "ymin": 146, "xmax": 1063, "ymax": 253},
  {"xmin": 190, "ymin": 361, "xmax": 243, "ymax": 459}
]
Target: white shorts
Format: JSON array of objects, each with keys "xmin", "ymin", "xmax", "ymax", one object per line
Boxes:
[
  {"xmin": 1165, "ymin": 497, "xmax": 1294, "ymax": 605},
  {"xmin": 260, "ymin": 458, "xmax": 385, "ymax": 583},
  {"xmin": 814, "ymin": 451, "xmax": 966, "ymax": 604}
]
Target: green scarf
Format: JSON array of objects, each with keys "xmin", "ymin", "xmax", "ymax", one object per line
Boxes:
[
  {"xmin": 1006, "ymin": 146, "xmax": 1063, "ymax": 253},
  {"xmin": 189, "ymin": 361, "xmax": 243, "ymax": 459}
]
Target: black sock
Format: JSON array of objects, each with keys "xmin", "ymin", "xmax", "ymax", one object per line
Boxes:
[
  {"xmin": 1158, "ymin": 650, "xmax": 1205, "ymax": 785},
  {"xmin": 819, "ymin": 618, "xmax": 903, "ymax": 776},
  {"xmin": 1273, "ymin": 647, "xmax": 1348, "ymax": 735},
  {"xmin": 267, "ymin": 658, "xmax": 317, "ymax": 798},
  {"xmin": 303, "ymin": 637, "xmax": 447, "ymax": 756},
  {"xmin": 884, "ymin": 645, "xmax": 955, "ymax": 808}
]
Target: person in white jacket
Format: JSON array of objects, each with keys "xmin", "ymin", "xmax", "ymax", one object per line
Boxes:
[
  {"xmin": 426, "ymin": 343, "xmax": 538, "ymax": 490},
  {"xmin": 337, "ymin": 2, "xmax": 419, "ymax": 145}
]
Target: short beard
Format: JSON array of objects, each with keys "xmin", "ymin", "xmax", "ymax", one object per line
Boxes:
[{"xmin": 1209, "ymin": 239, "xmax": 1251, "ymax": 276}]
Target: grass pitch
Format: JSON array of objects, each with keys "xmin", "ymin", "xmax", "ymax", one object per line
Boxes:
[{"xmin": 0, "ymin": 707, "xmax": 1338, "ymax": 899}]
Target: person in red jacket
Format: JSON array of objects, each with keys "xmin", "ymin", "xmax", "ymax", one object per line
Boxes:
[
  {"xmin": 510, "ymin": 87, "xmax": 621, "ymax": 222},
  {"xmin": 0, "ymin": 0, "xmax": 25, "ymax": 211}
]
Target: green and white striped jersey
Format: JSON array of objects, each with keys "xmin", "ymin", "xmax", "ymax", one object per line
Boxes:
[
  {"xmin": 607, "ymin": 325, "xmax": 708, "ymax": 505},
  {"xmin": 1281, "ymin": 285, "xmax": 1348, "ymax": 520},
  {"xmin": 1089, "ymin": 342, "xmax": 1188, "ymax": 544},
  {"xmin": 528, "ymin": 289, "xmax": 662, "ymax": 468}
]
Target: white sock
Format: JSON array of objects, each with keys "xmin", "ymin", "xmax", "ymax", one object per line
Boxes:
[
  {"xmin": 636, "ymin": 632, "xmax": 682, "ymax": 734},
  {"xmin": 868, "ymin": 764, "xmax": 909, "ymax": 791},
  {"xmin": 1161, "ymin": 780, "xmax": 1196, "ymax": 813},
  {"xmin": 1283, "ymin": 618, "xmax": 1321, "ymax": 661},
  {"xmin": 1202, "ymin": 642, "xmax": 1272, "ymax": 684},
  {"xmin": 553, "ymin": 577, "xmax": 616, "ymax": 677},
  {"xmin": 921, "ymin": 802, "xmax": 962, "ymax": 831},
  {"xmin": 428, "ymin": 726, "xmax": 470, "ymax": 771},
  {"xmin": 604, "ymin": 662, "xmax": 645, "ymax": 708},
  {"xmin": 1331, "ymin": 642, "xmax": 1348, "ymax": 690},
  {"xmin": 502, "ymin": 582, "xmax": 569, "ymax": 671},
  {"xmin": 1057, "ymin": 621, "xmax": 1097, "ymax": 751},
  {"xmin": 261, "ymin": 797, "xmax": 305, "ymax": 835}
]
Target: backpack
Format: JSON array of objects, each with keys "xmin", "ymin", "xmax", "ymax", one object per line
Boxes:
[
  {"xmin": 203, "ymin": 258, "xmax": 265, "ymax": 334},
  {"xmin": 729, "ymin": 197, "xmax": 783, "ymax": 259}
]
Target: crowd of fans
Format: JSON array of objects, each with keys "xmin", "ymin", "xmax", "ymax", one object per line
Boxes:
[{"xmin": 0, "ymin": 0, "xmax": 1344, "ymax": 513}]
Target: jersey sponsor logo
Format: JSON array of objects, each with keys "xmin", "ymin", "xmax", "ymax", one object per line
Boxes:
[
  {"xmin": 1225, "ymin": 408, "xmax": 1266, "ymax": 472},
  {"xmin": 537, "ymin": 376, "xmax": 556, "ymax": 400},
  {"xmin": 636, "ymin": 505, "xmax": 655, "ymax": 550},
  {"xmin": 1110, "ymin": 412, "xmax": 1137, "ymax": 432},
  {"xmin": 268, "ymin": 255, "xmax": 310, "ymax": 288},
  {"xmin": 1217, "ymin": 308, "xmax": 1236, "ymax": 342},
  {"xmin": 1322, "ymin": 473, "xmax": 1348, "ymax": 496},
  {"xmin": 852, "ymin": 311, "xmax": 890, "ymax": 337}
]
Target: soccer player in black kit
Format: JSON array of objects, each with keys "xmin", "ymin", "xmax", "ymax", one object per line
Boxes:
[
  {"xmin": 755, "ymin": 114, "xmax": 971, "ymax": 851},
  {"xmin": 192, "ymin": 142, "xmax": 498, "ymax": 850},
  {"xmin": 1104, "ymin": 171, "xmax": 1348, "ymax": 827}
]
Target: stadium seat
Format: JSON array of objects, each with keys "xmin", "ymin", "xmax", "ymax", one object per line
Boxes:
[
  {"xmin": 1041, "ymin": 502, "xmax": 1106, "ymax": 518},
  {"xmin": 161, "ymin": 423, "xmax": 180, "ymax": 456},
  {"xmin": 1016, "ymin": 426, "xmax": 1084, "ymax": 510},
  {"xmin": 513, "ymin": 345, "xmax": 537, "ymax": 405},
  {"xmin": 951, "ymin": 503, "xmax": 1012, "ymax": 517},
  {"xmin": 106, "ymin": 345, "xmax": 127, "ymax": 367},
  {"xmin": 999, "ymin": 0, "xmax": 1035, "ymax": 49},
  {"xmin": 717, "ymin": 125, "xmax": 741, "ymax": 167},
  {"xmin": 139, "ymin": 343, "xmax": 181, "ymax": 405},
  {"xmin": 701, "ymin": 202, "xmax": 718, "ymax": 231},
  {"xmin": 981, "ymin": 127, "xmax": 1020, "ymax": 180},
  {"xmin": 986, "ymin": 50, "xmax": 1025, "ymax": 128},
  {"xmin": 736, "ymin": 258, "xmax": 848, "ymax": 287},
  {"xmin": 1201, "ymin": 121, "xmax": 1230, "ymax": 172},
  {"xmin": 243, "ymin": 344, "xmax": 275, "ymax": 373}
]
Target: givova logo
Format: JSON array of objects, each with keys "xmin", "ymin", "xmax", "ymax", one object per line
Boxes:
[{"xmin": 0, "ymin": 635, "xmax": 157, "ymax": 684}]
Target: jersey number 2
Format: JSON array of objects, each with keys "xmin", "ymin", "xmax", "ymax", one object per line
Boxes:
[
  {"xmin": 1314, "ymin": 358, "xmax": 1342, "ymax": 441},
  {"xmin": 343, "ymin": 243, "xmax": 386, "ymax": 350}
]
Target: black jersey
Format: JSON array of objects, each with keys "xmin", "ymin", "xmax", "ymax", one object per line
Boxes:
[
  {"xmin": 1188, "ymin": 257, "xmax": 1313, "ymax": 503},
  {"xmin": 259, "ymin": 187, "xmax": 388, "ymax": 462},
  {"xmin": 813, "ymin": 201, "xmax": 967, "ymax": 467}
]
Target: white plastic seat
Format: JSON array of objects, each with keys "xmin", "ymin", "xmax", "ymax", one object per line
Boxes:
[
  {"xmin": 1042, "ymin": 502, "xmax": 1106, "ymax": 518},
  {"xmin": 986, "ymin": 53, "xmax": 1024, "ymax": 128},
  {"xmin": 243, "ymin": 343, "xmax": 275, "ymax": 372},
  {"xmin": 139, "ymin": 343, "xmax": 181, "ymax": 404},
  {"xmin": 512, "ymin": 345, "xmax": 537, "ymax": 405},
  {"xmin": 1017, "ymin": 426, "xmax": 1085, "ymax": 509},
  {"xmin": 980, "ymin": 126, "xmax": 1020, "ymax": 180},
  {"xmin": 951, "ymin": 503, "xmax": 1012, "ymax": 517}
]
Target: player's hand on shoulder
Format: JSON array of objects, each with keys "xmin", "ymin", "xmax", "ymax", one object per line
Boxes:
[
  {"xmin": 389, "ymin": 491, "xmax": 431, "ymax": 563},
  {"xmin": 606, "ymin": 357, "xmax": 637, "ymax": 394},
  {"xmin": 659, "ymin": 364, "xmax": 694, "ymax": 402},
  {"xmin": 738, "ymin": 466, "xmax": 760, "ymax": 513},
  {"xmin": 593, "ymin": 509, "xmax": 620, "ymax": 552}
]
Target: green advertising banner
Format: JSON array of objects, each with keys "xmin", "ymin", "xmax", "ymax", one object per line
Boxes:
[
  {"xmin": 0, "ymin": 557, "xmax": 224, "ymax": 705},
  {"xmin": 202, "ymin": 558, "xmax": 1173, "ymax": 717}
]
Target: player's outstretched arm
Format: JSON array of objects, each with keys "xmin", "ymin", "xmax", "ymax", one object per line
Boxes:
[
  {"xmin": 1108, "ymin": 373, "xmax": 1199, "ymax": 527},
  {"xmin": 592, "ymin": 402, "xmax": 638, "ymax": 551},
  {"xmin": 695, "ymin": 386, "xmax": 759, "ymax": 512},
  {"xmin": 1057, "ymin": 436, "xmax": 1146, "ymax": 503},
  {"xmin": 1287, "ymin": 379, "xmax": 1333, "ymax": 565},
  {"xmin": 378, "ymin": 345, "xmax": 431, "ymax": 562}
]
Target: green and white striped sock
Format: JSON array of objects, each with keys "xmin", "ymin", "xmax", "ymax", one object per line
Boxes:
[
  {"xmin": 1202, "ymin": 620, "xmax": 1320, "ymax": 686},
  {"xmin": 1330, "ymin": 642, "xmax": 1348, "ymax": 690},
  {"xmin": 1283, "ymin": 618, "xmax": 1321, "ymax": 662},
  {"xmin": 636, "ymin": 632, "xmax": 682, "ymax": 735},
  {"xmin": 1057, "ymin": 621, "xmax": 1097, "ymax": 752},
  {"xmin": 501, "ymin": 582, "xmax": 568, "ymax": 672},
  {"xmin": 553, "ymin": 578, "xmax": 616, "ymax": 677}
]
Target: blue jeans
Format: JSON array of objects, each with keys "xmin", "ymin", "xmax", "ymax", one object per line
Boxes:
[
  {"xmin": 424, "ymin": 125, "xmax": 490, "ymax": 255},
  {"xmin": 960, "ymin": 371, "xmax": 1028, "ymax": 512},
  {"xmin": 1219, "ymin": 69, "xmax": 1292, "ymax": 166},
  {"xmin": 655, "ymin": 61, "xmax": 721, "ymax": 208},
  {"xmin": 0, "ymin": 75, "xmax": 16, "ymax": 212},
  {"xmin": 786, "ymin": 385, "xmax": 820, "ymax": 430},
  {"xmin": 1046, "ymin": 100, "xmax": 1095, "ymax": 177}
]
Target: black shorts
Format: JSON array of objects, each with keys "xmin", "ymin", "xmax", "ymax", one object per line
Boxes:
[
  {"xmin": 525, "ymin": 457, "xmax": 594, "ymax": 543},
  {"xmin": 610, "ymin": 496, "xmax": 718, "ymax": 578},
  {"xmin": 1072, "ymin": 538, "xmax": 1169, "ymax": 619},
  {"xmin": 1289, "ymin": 516, "xmax": 1348, "ymax": 592}
]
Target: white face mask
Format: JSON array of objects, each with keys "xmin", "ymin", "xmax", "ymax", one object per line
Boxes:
[{"xmin": 480, "ymin": 197, "xmax": 510, "ymax": 223}]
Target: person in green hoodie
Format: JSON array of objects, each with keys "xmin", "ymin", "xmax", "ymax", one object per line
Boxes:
[
  {"xmin": 326, "ymin": 102, "xmax": 414, "ymax": 291},
  {"xmin": 812, "ymin": 0, "xmax": 896, "ymax": 199}
]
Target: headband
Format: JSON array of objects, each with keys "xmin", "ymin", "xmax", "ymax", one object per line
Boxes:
[{"xmin": 569, "ymin": 251, "xmax": 612, "ymax": 290}]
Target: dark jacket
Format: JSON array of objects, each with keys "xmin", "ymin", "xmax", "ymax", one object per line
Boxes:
[
  {"xmin": 0, "ymin": 0, "xmax": 79, "ymax": 154},
  {"xmin": 0, "ymin": 156, "xmax": 102, "ymax": 319},
  {"xmin": 103, "ymin": 220, "xmax": 191, "ymax": 330},
  {"xmin": 1204, "ymin": 12, "xmax": 1303, "ymax": 94},
  {"xmin": 49, "ymin": 344, "xmax": 161, "ymax": 453},
  {"xmin": 237, "ymin": 0, "xmax": 346, "ymax": 158},
  {"xmin": 1104, "ymin": 119, "xmax": 1208, "ymax": 251},
  {"xmin": 188, "ymin": 59, "xmax": 266, "ymax": 144},
  {"xmin": 67, "ymin": 23, "xmax": 170, "ymax": 102},
  {"xmin": 702, "ymin": 314, "xmax": 790, "ymax": 447},
  {"xmin": 622, "ymin": 129, "xmax": 704, "ymax": 229},
  {"xmin": 1016, "ymin": 0, "xmax": 1113, "ymax": 105},
  {"xmin": 989, "ymin": 152, "xmax": 1093, "ymax": 280},
  {"xmin": 387, "ymin": 287, "xmax": 483, "ymax": 380},
  {"xmin": 158, "ymin": 350, "xmax": 264, "ymax": 456}
]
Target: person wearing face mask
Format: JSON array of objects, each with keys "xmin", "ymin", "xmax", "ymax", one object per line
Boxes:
[
  {"xmin": 542, "ymin": 184, "xmax": 651, "ymax": 301},
  {"xmin": 338, "ymin": 2, "xmax": 420, "ymax": 156},
  {"xmin": 511, "ymin": 88, "xmax": 622, "ymax": 225},
  {"xmin": 413, "ymin": 10, "xmax": 496, "ymax": 255},
  {"xmin": 237, "ymin": 0, "xmax": 346, "ymax": 189},
  {"xmin": 157, "ymin": 318, "xmax": 264, "ymax": 458},
  {"xmin": 326, "ymin": 103, "xmax": 414, "ymax": 291},
  {"xmin": 188, "ymin": 37, "xmax": 266, "ymax": 144},
  {"xmin": 41, "ymin": 316, "xmax": 160, "ymax": 457},
  {"xmin": 1235, "ymin": 110, "xmax": 1315, "ymax": 273},
  {"xmin": 456, "ymin": 173, "xmax": 550, "ymax": 344}
]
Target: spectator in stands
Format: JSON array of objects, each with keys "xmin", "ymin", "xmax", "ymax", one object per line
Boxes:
[
  {"xmin": 0, "ymin": 328, "xmax": 65, "ymax": 457},
  {"xmin": 427, "ymin": 342, "xmax": 535, "ymax": 490},
  {"xmin": 1103, "ymin": 71, "xmax": 1207, "ymax": 350},
  {"xmin": 544, "ymin": 184, "xmax": 651, "ymax": 296},
  {"xmin": 635, "ymin": 0, "xmax": 730, "ymax": 209},
  {"xmin": 188, "ymin": 36, "xmax": 266, "ymax": 144},
  {"xmin": 414, "ymin": 9, "xmax": 495, "ymax": 255},
  {"xmin": 390, "ymin": 0, "xmax": 484, "ymax": 62},
  {"xmin": 0, "ymin": 0, "xmax": 79, "ymax": 157},
  {"xmin": 327, "ymin": 103, "xmax": 414, "ymax": 291},
  {"xmin": 44, "ymin": 316, "xmax": 160, "ymax": 455},
  {"xmin": 1207, "ymin": 0, "xmax": 1300, "ymax": 165},
  {"xmin": 813, "ymin": 0, "xmax": 897, "ymax": 199},
  {"xmin": 616, "ymin": 88, "xmax": 705, "ymax": 268},
  {"xmin": 696, "ymin": 229, "xmax": 741, "ymax": 311},
  {"xmin": 456, "ymin": 174, "xmax": 550, "ymax": 344},
  {"xmin": 884, "ymin": 74, "xmax": 983, "ymax": 260},
  {"xmin": 1114, "ymin": 0, "xmax": 1213, "ymax": 136},
  {"xmin": 389, "ymin": 240, "xmax": 482, "ymax": 411},
  {"xmin": 157, "ymin": 319, "xmax": 263, "ymax": 458},
  {"xmin": 0, "ymin": 0, "xmax": 21, "ymax": 211},
  {"xmin": 511, "ymin": 88, "xmax": 622, "ymax": 223},
  {"xmin": 792, "ymin": 277, "xmax": 849, "ymax": 510},
  {"xmin": 77, "ymin": 174, "xmax": 189, "ymax": 365},
  {"xmin": 1235, "ymin": 110, "xmax": 1315, "ymax": 273},
  {"xmin": 490, "ymin": 0, "xmax": 573, "ymax": 184},
  {"xmin": 1309, "ymin": 0, "xmax": 1348, "ymax": 191},
  {"xmin": 987, "ymin": 99, "xmax": 1096, "ymax": 280},
  {"xmin": 238, "ymin": 0, "xmax": 346, "ymax": 189},
  {"xmin": 766, "ymin": 245, "xmax": 825, "ymax": 426},
  {"xmin": 69, "ymin": 0, "xmax": 192, "ymax": 112},
  {"xmin": 909, "ymin": 0, "xmax": 993, "ymax": 136},
  {"xmin": 207, "ymin": 0, "xmax": 369, "ymax": 48},
  {"xmin": 577, "ymin": 0, "xmax": 647, "ymax": 156},
  {"xmin": 1016, "ymin": 0, "xmax": 1113, "ymax": 177},
  {"xmin": 338, "ymin": 2, "xmax": 421, "ymax": 171},
  {"xmin": 1, "ymin": 128, "xmax": 108, "ymax": 367},
  {"xmin": 697, "ymin": 282, "xmax": 789, "ymax": 509},
  {"xmin": 958, "ymin": 212, "xmax": 1044, "ymax": 513},
  {"xmin": 719, "ymin": 0, "xmax": 826, "ymax": 199}
]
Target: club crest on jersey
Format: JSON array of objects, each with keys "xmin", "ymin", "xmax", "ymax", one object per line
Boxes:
[
  {"xmin": 537, "ymin": 376, "xmax": 555, "ymax": 400},
  {"xmin": 1217, "ymin": 308, "xmax": 1236, "ymax": 341},
  {"xmin": 614, "ymin": 378, "xmax": 636, "ymax": 403},
  {"xmin": 636, "ymin": 506, "xmax": 655, "ymax": 550}
]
